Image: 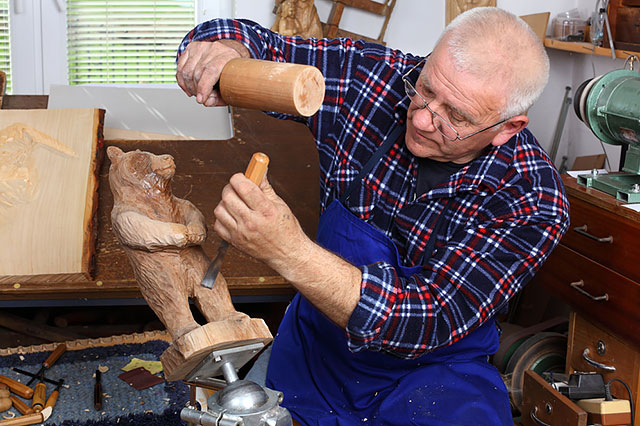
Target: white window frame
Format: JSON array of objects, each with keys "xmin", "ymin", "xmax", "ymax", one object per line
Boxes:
[{"xmin": 10, "ymin": 0, "xmax": 232, "ymax": 95}]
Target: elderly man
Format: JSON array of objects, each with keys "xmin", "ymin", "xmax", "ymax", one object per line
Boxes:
[{"xmin": 176, "ymin": 7, "xmax": 569, "ymax": 425}]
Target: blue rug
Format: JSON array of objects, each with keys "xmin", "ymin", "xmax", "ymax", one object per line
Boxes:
[{"xmin": 0, "ymin": 336, "xmax": 189, "ymax": 425}]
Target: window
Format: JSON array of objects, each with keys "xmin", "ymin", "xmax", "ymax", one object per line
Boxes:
[
  {"xmin": 66, "ymin": 0, "xmax": 196, "ymax": 85},
  {"xmin": 0, "ymin": 0, "xmax": 10, "ymax": 93},
  {"xmin": 9, "ymin": 0, "xmax": 230, "ymax": 94}
]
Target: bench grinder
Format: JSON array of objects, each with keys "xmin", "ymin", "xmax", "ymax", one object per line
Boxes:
[{"xmin": 573, "ymin": 57, "xmax": 640, "ymax": 202}]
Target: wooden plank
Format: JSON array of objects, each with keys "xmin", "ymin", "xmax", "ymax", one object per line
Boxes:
[
  {"xmin": 336, "ymin": 0, "xmax": 389, "ymax": 15},
  {"xmin": 544, "ymin": 38, "xmax": 639, "ymax": 59},
  {"xmin": 0, "ymin": 311, "xmax": 85, "ymax": 342},
  {"xmin": 0, "ymin": 109, "xmax": 104, "ymax": 284}
]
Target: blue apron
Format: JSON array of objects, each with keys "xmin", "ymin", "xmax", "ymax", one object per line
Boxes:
[{"xmin": 266, "ymin": 127, "xmax": 512, "ymax": 425}]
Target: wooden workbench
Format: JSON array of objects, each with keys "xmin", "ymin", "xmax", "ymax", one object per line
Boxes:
[{"xmin": 0, "ymin": 95, "xmax": 319, "ymax": 302}]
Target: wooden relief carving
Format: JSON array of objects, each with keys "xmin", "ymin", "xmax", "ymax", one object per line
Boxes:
[
  {"xmin": 446, "ymin": 0, "xmax": 497, "ymax": 25},
  {"xmin": 107, "ymin": 146, "xmax": 247, "ymax": 341},
  {"xmin": 0, "ymin": 123, "xmax": 76, "ymax": 218},
  {"xmin": 272, "ymin": 0, "xmax": 323, "ymax": 39}
]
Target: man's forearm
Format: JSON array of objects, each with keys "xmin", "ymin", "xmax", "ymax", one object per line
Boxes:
[{"xmin": 271, "ymin": 237, "xmax": 362, "ymax": 328}]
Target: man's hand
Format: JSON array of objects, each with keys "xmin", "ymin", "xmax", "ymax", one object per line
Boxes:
[
  {"xmin": 213, "ymin": 173, "xmax": 363, "ymax": 328},
  {"xmin": 176, "ymin": 39, "xmax": 250, "ymax": 107},
  {"xmin": 213, "ymin": 173, "xmax": 309, "ymax": 275}
]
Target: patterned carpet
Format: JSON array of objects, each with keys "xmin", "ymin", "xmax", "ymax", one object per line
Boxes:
[{"xmin": 0, "ymin": 333, "xmax": 189, "ymax": 426}]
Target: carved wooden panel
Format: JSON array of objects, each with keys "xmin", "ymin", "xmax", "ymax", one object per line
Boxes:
[{"xmin": 0, "ymin": 108, "xmax": 104, "ymax": 284}]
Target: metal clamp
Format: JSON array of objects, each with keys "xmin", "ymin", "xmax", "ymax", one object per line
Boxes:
[
  {"xmin": 570, "ymin": 280, "xmax": 609, "ymax": 302},
  {"xmin": 530, "ymin": 406, "xmax": 552, "ymax": 426},
  {"xmin": 583, "ymin": 348, "xmax": 616, "ymax": 371},
  {"xmin": 573, "ymin": 225, "xmax": 613, "ymax": 243}
]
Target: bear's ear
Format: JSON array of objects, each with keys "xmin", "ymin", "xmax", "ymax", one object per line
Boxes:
[{"xmin": 107, "ymin": 146, "xmax": 124, "ymax": 163}]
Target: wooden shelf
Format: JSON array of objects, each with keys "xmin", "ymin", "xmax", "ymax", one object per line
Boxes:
[{"xmin": 544, "ymin": 38, "xmax": 639, "ymax": 60}]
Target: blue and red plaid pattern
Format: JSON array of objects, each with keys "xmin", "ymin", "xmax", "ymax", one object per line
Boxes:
[{"xmin": 179, "ymin": 19, "xmax": 570, "ymax": 359}]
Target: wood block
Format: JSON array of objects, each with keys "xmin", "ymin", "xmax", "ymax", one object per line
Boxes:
[
  {"xmin": 161, "ymin": 317, "xmax": 273, "ymax": 381},
  {"xmin": 0, "ymin": 108, "xmax": 104, "ymax": 283}
]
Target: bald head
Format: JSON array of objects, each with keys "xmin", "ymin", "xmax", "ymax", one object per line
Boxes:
[{"xmin": 434, "ymin": 7, "xmax": 549, "ymax": 119}]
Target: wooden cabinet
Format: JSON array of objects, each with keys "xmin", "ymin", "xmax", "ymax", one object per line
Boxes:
[{"xmin": 529, "ymin": 175, "xmax": 640, "ymax": 423}]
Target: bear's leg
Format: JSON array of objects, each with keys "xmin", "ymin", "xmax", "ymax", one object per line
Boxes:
[{"xmin": 130, "ymin": 252, "xmax": 200, "ymax": 340}]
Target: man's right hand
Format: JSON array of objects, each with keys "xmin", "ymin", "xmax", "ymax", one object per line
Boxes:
[{"xmin": 176, "ymin": 39, "xmax": 250, "ymax": 107}]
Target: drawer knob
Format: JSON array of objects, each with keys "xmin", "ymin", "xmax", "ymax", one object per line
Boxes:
[
  {"xmin": 530, "ymin": 406, "xmax": 552, "ymax": 426},
  {"xmin": 582, "ymin": 348, "xmax": 616, "ymax": 371},
  {"xmin": 570, "ymin": 280, "xmax": 609, "ymax": 302},
  {"xmin": 573, "ymin": 225, "xmax": 613, "ymax": 243}
]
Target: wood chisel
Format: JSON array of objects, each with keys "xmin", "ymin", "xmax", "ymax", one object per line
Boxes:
[
  {"xmin": 200, "ymin": 152, "xmax": 270, "ymax": 289},
  {"xmin": 0, "ymin": 406, "xmax": 51, "ymax": 425},
  {"xmin": 44, "ymin": 379, "xmax": 64, "ymax": 410},
  {"xmin": 26, "ymin": 343, "xmax": 66, "ymax": 386},
  {"xmin": 8, "ymin": 395, "xmax": 33, "ymax": 415},
  {"xmin": 0, "ymin": 376, "xmax": 33, "ymax": 399}
]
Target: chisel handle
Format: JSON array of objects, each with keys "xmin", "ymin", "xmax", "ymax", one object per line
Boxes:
[
  {"xmin": 31, "ymin": 383, "xmax": 46, "ymax": 412},
  {"xmin": 8, "ymin": 395, "xmax": 33, "ymax": 415},
  {"xmin": 43, "ymin": 343, "xmax": 66, "ymax": 369},
  {"xmin": 0, "ymin": 376, "xmax": 33, "ymax": 399},
  {"xmin": 44, "ymin": 389, "xmax": 58, "ymax": 410},
  {"xmin": 0, "ymin": 411, "xmax": 42, "ymax": 425},
  {"xmin": 244, "ymin": 152, "xmax": 270, "ymax": 184}
]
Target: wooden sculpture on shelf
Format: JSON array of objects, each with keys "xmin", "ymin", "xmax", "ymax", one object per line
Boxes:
[
  {"xmin": 446, "ymin": 0, "xmax": 496, "ymax": 25},
  {"xmin": 107, "ymin": 147, "xmax": 272, "ymax": 381},
  {"xmin": 272, "ymin": 0, "xmax": 323, "ymax": 39}
]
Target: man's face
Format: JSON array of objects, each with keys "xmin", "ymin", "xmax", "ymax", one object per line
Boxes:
[{"xmin": 404, "ymin": 49, "xmax": 506, "ymax": 164}]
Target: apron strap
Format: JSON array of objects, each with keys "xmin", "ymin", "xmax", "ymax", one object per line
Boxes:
[{"xmin": 340, "ymin": 126, "xmax": 405, "ymax": 204}]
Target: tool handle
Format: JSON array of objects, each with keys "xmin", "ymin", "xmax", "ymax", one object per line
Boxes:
[
  {"xmin": 0, "ymin": 376, "xmax": 34, "ymax": 399},
  {"xmin": 93, "ymin": 370, "xmax": 102, "ymax": 411},
  {"xmin": 8, "ymin": 395, "xmax": 33, "ymax": 415},
  {"xmin": 0, "ymin": 411, "xmax": 42, "ymax": 426},
  {"xmin": 43, "ymin": 344, "xmax": 66, "ymax": 369},
  {"xmin": 44, "ymin": 390, "xmax": 58, "ymax": 410},
  {"xmin": 31, "ymin": 383, "xmax": 45, "ymax": 412},
  {"xmin": 244, "ymin": 153, "xmax": 270, "ymax": 185},
  {"xmin": 219, "ymin": 58, "xmax": 325, "ymax": 117}
]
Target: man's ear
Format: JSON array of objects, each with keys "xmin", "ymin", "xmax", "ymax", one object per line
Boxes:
[{"xmin": 490, "ymin": 115, "xmax": 529, "ymax": 147}]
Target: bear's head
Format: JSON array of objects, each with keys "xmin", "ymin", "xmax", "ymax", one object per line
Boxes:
[{"xmin": 107, "ymin": 146, "xmax": 176, "ymax": 203}]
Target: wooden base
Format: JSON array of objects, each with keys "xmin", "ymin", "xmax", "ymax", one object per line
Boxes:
[{"xmin": 161, "ymin": 318, "xmax": 273, "ymax": 381}]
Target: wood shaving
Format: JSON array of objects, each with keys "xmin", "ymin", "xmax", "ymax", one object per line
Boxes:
[
  {"xmin": 144, "ymin": 409, "xmax": 153, "ymax": 414},
  {"xmin": 2, "ymin": 412, "xmax": 15, "ymax": 419},
  {"xmin": 18, "ymin": 355, "xmax": 24, "ymax": 361},
  {"xmin": 98, "ymin": 365, "xmax": 109, "ymax": 373}
]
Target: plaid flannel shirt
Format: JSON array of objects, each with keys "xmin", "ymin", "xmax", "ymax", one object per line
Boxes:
[{"xmin": 178, "ymin": 19, "xmax": 570, "ymax": 359}]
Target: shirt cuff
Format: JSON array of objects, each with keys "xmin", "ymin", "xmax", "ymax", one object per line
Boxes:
[{"xmin": 345, "ymin": 261, "xmax": 400, "ymax": 352}]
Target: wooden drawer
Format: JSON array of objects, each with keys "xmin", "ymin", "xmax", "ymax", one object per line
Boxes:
[
  {"xmin": 522, "ymin": 370, "xmax": 587, "ymax": 426},
  {"xmin": 562, "ymin": 196, "xmax": 640, "ymax": 283},
  {"xmin": 567, "ymin": 312, "xmax": 640, "ymax": 423},
  {"xmin": 538, "ymin": 244, "xmax": 640, "ymax": 347}
]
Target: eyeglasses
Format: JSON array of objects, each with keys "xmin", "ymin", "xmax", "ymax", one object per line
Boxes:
[{"xmin": 402, "ymin": 55, "xmax": 509, "ymax": 141}]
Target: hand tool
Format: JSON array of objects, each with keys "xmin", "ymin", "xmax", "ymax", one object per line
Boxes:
[
  {"xmin": 11, "ymin": 368, "xmax": 68, "ymax": 389},
  {"xmin": 0, "ymin": 376, "xmax": 33, "ymax": 399},
  {"xmin": 44, "ymin": 379, "xmax": 63, "ymax": 411},
  {"xmin": 218, "ymin": 58, "xmax": 325, "ymax": 117},
  {"xmin": 93, "ymin": 370, "xmax": 102, "ymax": 411},
  {"xmin": 25, "ymin": 343, "xmax": 66, "ymax": 386},
  {"xmin": 30, "ymin": 375, "xmax": 45, "ymax": 413},
  {"xmin": 200, "ymin": 152, "xmax": 270, "ymax": 289},
  {"xmin": 0, "ymin": 406, "xmax": 51, "ymax": 426},
  {"xmin": 8, "ymin": 396, "xmax": 33, "ymax": 415}
]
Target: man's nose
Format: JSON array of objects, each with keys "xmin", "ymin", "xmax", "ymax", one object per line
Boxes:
[{"xmin": 412, "ymin": 105, "xmax": 438, "ymax": 133}]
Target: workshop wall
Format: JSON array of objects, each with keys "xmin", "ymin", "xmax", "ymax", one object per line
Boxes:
[
  {"xmin": 11, "ymin": 0, "xmax": 626, "ymax": 170},
  {"xmin": 233, "ymin": 0, "xmax": 626, "ymax": 171}
]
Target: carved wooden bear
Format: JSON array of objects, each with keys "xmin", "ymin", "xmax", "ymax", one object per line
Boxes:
[{"xmin": 106, "ymin": 146, "xmax": 246, "ymax": 340}]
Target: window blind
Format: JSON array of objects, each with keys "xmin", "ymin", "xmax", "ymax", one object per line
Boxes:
[
  {"xmin": 0, "ymin": 0, "xmax": 10, "ymax": 93},
  {"xmin": 67, "ymin": 0, "xmax": 195, "ymax": 84}
]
